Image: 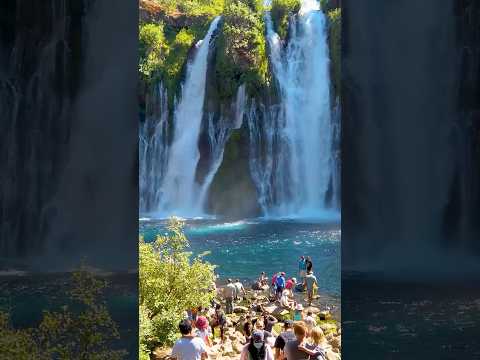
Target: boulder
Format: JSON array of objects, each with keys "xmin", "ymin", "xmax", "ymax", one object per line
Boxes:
[{"xmin": 233, "ymin": 306, "xmax": 249, "ymax": 313}]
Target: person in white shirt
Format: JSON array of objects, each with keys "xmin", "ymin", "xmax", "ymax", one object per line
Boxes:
[
  {"xmin": 303, "ymin": 311, "xmax": 316, "ymax": 334},
  {"xmin": 171, "ymin": 319, "xmax": 208, "ymax": 360},
  {"xmin": 223, "ymin": 279, "xmax": 237, "ymax": 314},
  {"xmin": 234, "ymin": 279, "xmax": 246, "ymax": 300}
]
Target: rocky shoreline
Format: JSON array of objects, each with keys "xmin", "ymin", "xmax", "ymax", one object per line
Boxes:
[{"xmin": 152, "ymin": 281, "xmax": 341, "ymax": 360}]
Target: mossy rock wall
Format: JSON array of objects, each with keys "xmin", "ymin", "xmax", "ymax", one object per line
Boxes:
[{"xmin": 207, "ymin": 126, "xmax": 261, "ymax": 218}]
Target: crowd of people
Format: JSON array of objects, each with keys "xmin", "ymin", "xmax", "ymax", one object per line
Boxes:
[{"xmin": 171, "ymin": 255, "xmax": 331, "ymax": 360}]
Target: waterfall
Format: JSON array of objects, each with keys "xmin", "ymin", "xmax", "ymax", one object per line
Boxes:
[
  {"xmin": 139, "ymin": 83, "xmax": 169, "ymax": 213},
  {"xmin": 141, "ymin": 16, "xmax": 221, "ymax": 217},
  {"xmin": 247, "ymin": 1, "xmax": 338, "ymax": 218}
]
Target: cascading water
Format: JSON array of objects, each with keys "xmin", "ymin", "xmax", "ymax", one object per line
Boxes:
[
  {"xmin": 139, "ymin": 83, "xmax": 169, "ymax": 213},
  {"xmin": 248, "ymin": 0, "xmax": 338, "ymax": 218},
  {"xmin": 141, "ymin": 16, "xmax": 221, "ymax": 217}
]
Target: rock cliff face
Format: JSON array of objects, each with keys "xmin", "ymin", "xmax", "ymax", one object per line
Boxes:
[
  {"xmin": 342, "ymin": 0, "xmax": 480, "ymax": 272},
  {"xmin": 0, "ymin": 0, "xmax": 138, "ymax": 270}
]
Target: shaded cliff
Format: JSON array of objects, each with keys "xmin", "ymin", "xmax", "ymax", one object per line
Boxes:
[
  {"xmin": 342, "ymin": 0, "xmax": 480, "ymax": 273},
  {"xmin": 0, "ymin": 0, "xmax": 138, "ymax": 270}
]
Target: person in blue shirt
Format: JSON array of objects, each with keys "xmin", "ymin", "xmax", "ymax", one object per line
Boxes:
[
  {"xmin": 275, "ymin": 272, "xmax": 286, "ymax": 300},
  {"xmin": 298, "ymin": 256, "xmax": 307, "ymax": 282}
]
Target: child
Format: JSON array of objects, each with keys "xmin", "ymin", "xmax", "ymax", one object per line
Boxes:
[
  {"xmin": 298, "ymin": 327, "xmax": 327, "ymax": 360},
  {"xmin": 195, "ymin": 316, "xmax": 212, "ymax": 347}
]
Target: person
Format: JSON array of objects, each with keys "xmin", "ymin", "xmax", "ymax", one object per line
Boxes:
[
  {"xmin": 298, "ymin": 256, "xmax": 307, "ymax": 281},
  {"xmin": 305, "ymin": 257, "xmax": 313, "ymax": 272},
  {"xmin": 285, "ymin": 278, "xmax": 296, "ymax": 296},
  {"xmin": 240, "ymin": 330, "xmax": 274, "ymax": 360},
  {"xmin": 293, "ymin": 303, "xmax": 304, "ymax": 322},
  {"xmin": 304, "ymin": 271, "xmax": 318, "ymax": 306},
  {"xmin": 224, "ymin": 279, "xmax": 237, "ymax": 314},
  {"xmin": 171, "ymin": 319, "xmax": 208, "ymax": 360},
  {"xmin": 283, "ymin": 322, "xmax": 310, "ymax": 360},
  {"xmin": 263, "ymin": 313, "xmax": 278, "ymax": 333},
  {"xmin": 279, "ymin": 289, "xmax": 295, "ymax": 310},
  {"xmin": 234, "ymin": 279, "xmax": 247, "ymax": 300},
  {"xmin": 298, "ymin": 327, "xmax": 328, "ymax": 360},
  {"xmin": 303, "ymin": 311, "xmax": 316, "ymax": 333},
  {"xmin": 211, "ymin": 304, "xmax": 227, "ymax": 342},
  {"xmin": 259, "ymin": 272, "xmax": 268, "ymax": 286},
  {"xmin": 195, "ymin": 316, "xmax": 212, "ymax": 347},
  {"xmin": 275, "ymin": 272, "xmax": 286, "ymax": 300},
  {"xmin": 243, "ymin": 314, "xmax": 253, "ymax": 340},
  {"xmin": 273, "ymin": 320, "xmax": 296, "ymax": 360}
]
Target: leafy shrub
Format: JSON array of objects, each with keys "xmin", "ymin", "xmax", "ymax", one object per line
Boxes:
[
  {"xmin": 327, "ymin": 8, "xmax": 341, "ymax": 97},
  {"xmin": 139, "ymin": 218, "xmax": 216, "ymax": 356},
  {"xmin": 215, "ymin": 0, "xmax": 269, "ymax": 101},
  {"xmin": 270, "ymin": 0, "xmax": 301, "ymax": 39},
  {"xmin": 139, "ymin": 23, "xmax": 168, "ymax": 81},
  {"xmin": 0, "ymin": 269, "xmax": 127, "ymax": 360}
]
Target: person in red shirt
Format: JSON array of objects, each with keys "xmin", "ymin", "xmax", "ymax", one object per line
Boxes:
[{"xmin": 285, "ymin": 277, "xmax": 297, "ymax": 296}]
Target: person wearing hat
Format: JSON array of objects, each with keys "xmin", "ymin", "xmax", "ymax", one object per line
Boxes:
[
  {"xmin": 240, "ymin": 330, "xmax": 274, "ymax": 360},
  {"xmin": 273, "ymin": 320, "xmax": 296, "ymax": 360},
  {"xmin": 195, "ymin": 316, "xmax": 212, "ymax": 347},
  {"xmin": 293, "ymin": 303, "xmax": 304, "ymax": 322}
]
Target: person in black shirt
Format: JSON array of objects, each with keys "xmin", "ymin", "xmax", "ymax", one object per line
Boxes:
[
  {"xmin": 274, "ymin": 320, "xmax": 296, "ymax": 360},
  {"xmin": 263, "ymin": 313, "xmax": 278, "ymax": 333},
  {"xmin": 305, "ymin": 256, "xmax": 313, "ymax": 272}
]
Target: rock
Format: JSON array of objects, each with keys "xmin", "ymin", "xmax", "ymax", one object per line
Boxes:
[
  {"xmin": 305, "ymin": 306, "xmax": 321, "ymax": 314},
  {"xmin": 318, "ymin": 310, "xmax": 331, "ymax": 320},
  {"xmin": 318, "ymin": 322, "xmax": 337, "ymax": 334},
  {"xmin": 222, "ymin": 342, "xmax": 235, "ymax": 357},
  {"xmin": 233, "ymin": 306, "xmax": 249, "ymax": 313},
  {"xmin": 330, "ymin": 335, "xmax": 341, "ymax": 349},
  {"xmin": 233, "ymin": 341, "xmax": 244, "ymax": 353}
]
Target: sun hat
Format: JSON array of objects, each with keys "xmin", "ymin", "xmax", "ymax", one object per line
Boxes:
[
  {"xmin": 281, "ymin": 272, "xmax": 286, "ymax": 276},
  {"xmin": 291, "ymin": 277, "xmax": 297, "ymax": 283},
  {"xmin": 295, "ymin": 303, "xmax": 304, "ymax": 311},
  {"xmin": 196, "ymin": 316, "xmax": 208, "ymax": 330}
]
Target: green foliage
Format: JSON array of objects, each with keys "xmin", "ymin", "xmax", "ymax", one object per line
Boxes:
[
  {"xmin": 0, "ymin": 269, "xmax": 127, "ymax": 360},
  {"xmin": 139, "ymin": 218, "xmax": 216, "ymax": 356},
  {"xmin": 154, "ymin": 0, "xmax": 224, "ymax": 18},
  {"xmin": 139, "ymin": 20, "xmax": 209, "ymax": 108},
  {"xmin": 139, "ymin": 23, "xmax": 168, "ymax": 81},
  {"xmin": 0, "ymin": 313, "xmax": 43, "ymax": 359},
  {"xmin": 327, "ymin": 8, "xmax": 341, "ymax": 97},
  {"xmin": 215, "ymin": 0, "xmax": 269, "ymax": 101},
  {"xmin": 319, "ymin": 0, "xmax": 338, "ymax": 13},
  {"xmin": 270, "ymin": 0, "xmax": 301, "ymax": 39}
]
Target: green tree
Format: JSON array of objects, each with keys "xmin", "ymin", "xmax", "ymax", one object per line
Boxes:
[
  {"xmin": 0, "ymin": 268, "xmax": 127, "ymax": 360},
  {"xmin": 139, "ymin": 217, "xmax": 216, "ymax": 356},
  {"xmin": 139, "ymin": 22, "xmax": 168, "ymax": 81},
  {"xmin": 215, "ymin": 0, "xmax": 269, "ymax": 100}
]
